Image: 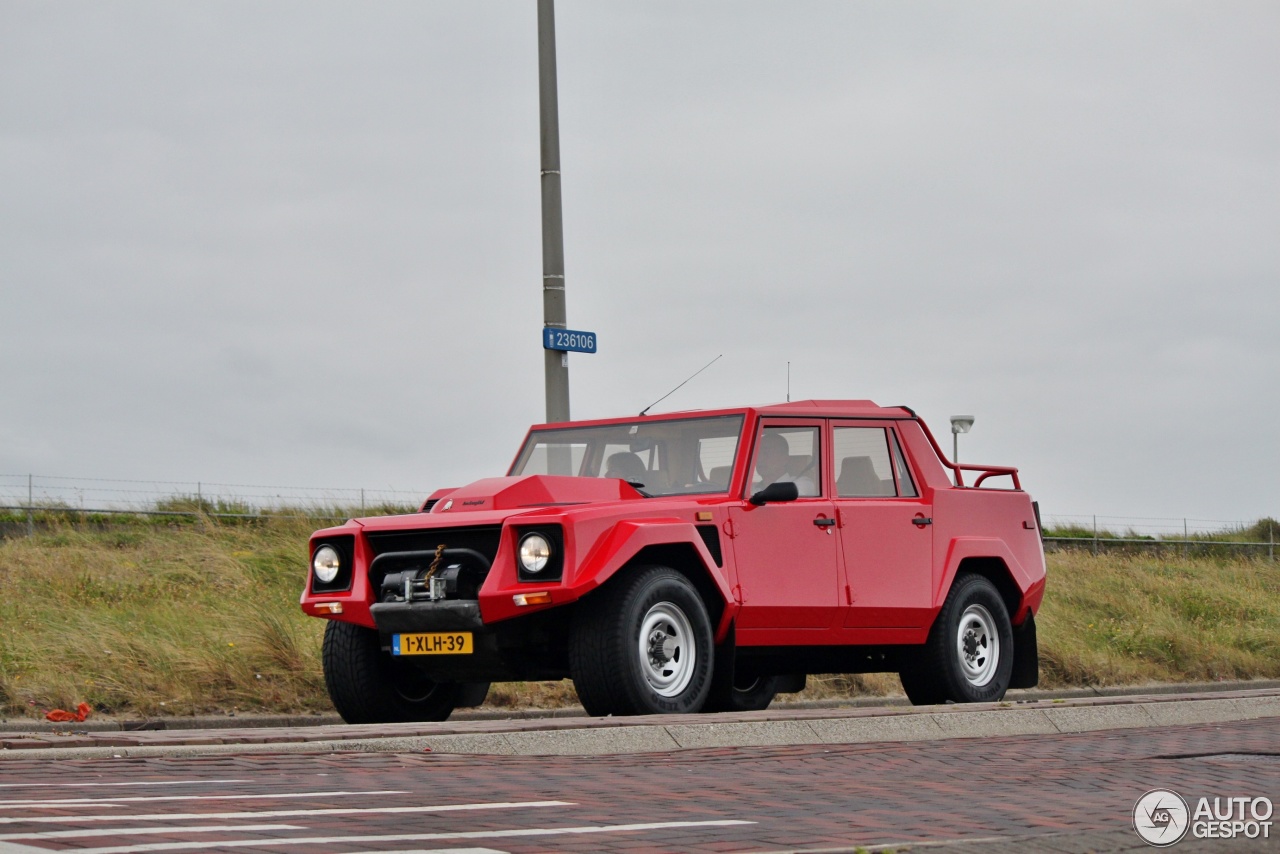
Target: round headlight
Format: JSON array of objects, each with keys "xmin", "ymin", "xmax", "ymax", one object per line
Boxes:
[
  {"xmin": 312, "ymin": 545, "xmax": 341, "ymax": 584},
  {"xmin": 518, "ymin": 533, "xmax": 552, "ymax": 574}
]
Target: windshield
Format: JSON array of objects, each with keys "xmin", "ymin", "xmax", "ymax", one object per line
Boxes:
[{"xmin": 509, "ymin": 414, "xmax": 745, "ymax": 497}]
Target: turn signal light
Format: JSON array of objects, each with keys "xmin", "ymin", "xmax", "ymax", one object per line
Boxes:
[
  {"xmin": 513, "ymin": 591, "xmax": 553, "ymax": 607},
  {"xmin": 314, "ymin": 602, "xmax": 344, "ymax": 614}
]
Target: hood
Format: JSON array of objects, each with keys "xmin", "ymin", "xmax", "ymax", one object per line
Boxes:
[{"xmin": 429, "ymin": 475, "xmax": 643, "ymax": 515}]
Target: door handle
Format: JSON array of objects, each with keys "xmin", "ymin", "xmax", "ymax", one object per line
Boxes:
[
  {"xmin": 913, "ymin": 516, "xmax": 933, "ymax": 528},
  {"xmin": 813, "ymin": 517, "xmax": 837, "ymax": 528}
]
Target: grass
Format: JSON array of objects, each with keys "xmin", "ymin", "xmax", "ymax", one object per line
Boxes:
[
  {"xmin": 1, "ymin": 515, "xmax": 1277, "ymax": 719},
  {"xmin": 0, "ymin": 516, "xmax": 329, "ymax": 718},
  {"xmin": 1036, "ymin": 550, "xmax": 1280, "ymax": 686}
]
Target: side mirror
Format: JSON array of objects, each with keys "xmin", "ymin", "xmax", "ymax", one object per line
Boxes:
[{"xmin": 749, "ymin": 481, "xmax": 800, "ymax": 506}]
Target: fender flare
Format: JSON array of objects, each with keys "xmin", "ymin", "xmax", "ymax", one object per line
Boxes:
[
  {"xmin": 573, "ymin": 518, "xmax": 739, "ymax": 641},
  {"xmin": 936, "ymin": 537, "xmax": 1040, "ymax": 625}
]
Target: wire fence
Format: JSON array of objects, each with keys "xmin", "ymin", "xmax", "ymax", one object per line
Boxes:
[
  {"xmin": 1043, "ymin": 537, "xmax": 1277, "ymax": 560},
  {"xmin": 0, "ymin": 473, "xmax": 427, "ymax": 530},
  {"xmin": 1042, "ymin": 513, "xmax": 1277, "ymax": 560},
  {"xmin": 1043, "ymin": 513, "xmax": 1269, "ymax": 539}
]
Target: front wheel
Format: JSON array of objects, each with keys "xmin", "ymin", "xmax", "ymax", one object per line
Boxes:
[
  {"xmin": 899, "ymin": 573, "xmax": 1013, "ymax": 705},
  {"xmin": 569, "ymin": 565, "xmax": 715, "ymax": 716},
  {"xmin": 322, "ymin": 620, "xmax": 484, "ymax": 723}
]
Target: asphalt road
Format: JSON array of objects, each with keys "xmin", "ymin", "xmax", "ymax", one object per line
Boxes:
[{"xmin": 0, "ymin": 688, "xmax": 1277, "ymax": 853}]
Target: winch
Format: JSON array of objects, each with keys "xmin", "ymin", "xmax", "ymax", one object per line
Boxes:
[
  {"xmin": 381, "ymin": 563, "xmax": 464, "ymax": 602},
  {"xmin": 373, "ymin": 546, "xmax": 492, "ymax": 604}
]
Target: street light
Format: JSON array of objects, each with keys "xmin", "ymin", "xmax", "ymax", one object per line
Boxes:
[{"xmin": 950, "ymin": 415, "xmax": 974, "ymax": 464}]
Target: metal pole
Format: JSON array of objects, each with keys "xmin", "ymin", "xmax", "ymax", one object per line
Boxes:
[
  {"xmin": 953, "ymin": 432, "xmax": 958, "ymax": 464},
  {"xmin": 1093, "ymin": 514, "xmax": 1098, "ymax": 556},
  {"xmin": 26, "ymin": 474, "xmax": 33, "ymax": 538},
  {"xmin": 538, "ymin": 0, "xmax": 570, "ymax": 425}
]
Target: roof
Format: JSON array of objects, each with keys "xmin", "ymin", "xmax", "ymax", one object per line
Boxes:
[
  {"xmin": 534, "ymin": 400, "xmax": 916, "ymax": 430},
  {"xmin": 752, "ymin": 400, "xmax": 915, "ymax": 419}
]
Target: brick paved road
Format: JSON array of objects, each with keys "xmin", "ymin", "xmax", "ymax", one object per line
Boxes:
[{"xmin": 0, "ymin": 717, "xmax": 1276, "ymax": 853}]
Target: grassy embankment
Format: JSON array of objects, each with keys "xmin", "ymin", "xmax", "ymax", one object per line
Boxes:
[{"xmin": 1, "ymin": 511, "xmax": 1277, "ymax": 719}]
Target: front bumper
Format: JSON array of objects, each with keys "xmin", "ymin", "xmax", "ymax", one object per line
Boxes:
[
  {"xmin": 370, "ymin": 600, "xmax": 484, "ymax": 633},
  {"xmin": 368, "ymin": 599, "xmax": 568, "ymax": 682}
]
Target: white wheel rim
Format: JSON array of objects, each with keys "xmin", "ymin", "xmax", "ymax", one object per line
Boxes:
[
  {"xmin": 637, "ymin": 601, "xmax": 696, "ymax": 698},
  {"xmin": 955, "ymin": 604, "xmax": 999, "ymax": 687}
]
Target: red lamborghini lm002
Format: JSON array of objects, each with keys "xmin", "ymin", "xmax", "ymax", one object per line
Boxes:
[{"xmin": 301, "ymin": 401, "xmax": 1046, "ymax": 723}]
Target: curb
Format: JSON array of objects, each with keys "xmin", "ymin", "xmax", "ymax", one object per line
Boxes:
[
  {"xmin": 4, "ymin": 678, "xmax": 1276, "ymax": 734},
  {"xmin": 3, "ymin": 685, "xmax": 1278, "ymax": 761}
]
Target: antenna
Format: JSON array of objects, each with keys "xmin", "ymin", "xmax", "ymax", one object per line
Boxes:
[
  {"xmin": 787, "ymin": 361, "xmax": 791, "ymax": 402},
  {"xmin": 640, "ymin": 354, "xmax": 722, "ymax": 416}
]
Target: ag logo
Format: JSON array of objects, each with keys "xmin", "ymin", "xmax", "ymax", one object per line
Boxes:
[{"xmin": 1134, "ymin": 789, "xmax": 1190, "ymax": 846}]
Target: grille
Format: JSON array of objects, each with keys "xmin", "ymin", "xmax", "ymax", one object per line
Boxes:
[{"xmin": 365, "ymin": 526, "xmax": 503, "ymax": 590}]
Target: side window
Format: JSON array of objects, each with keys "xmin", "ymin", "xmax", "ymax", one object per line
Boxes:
[
  {"xmin": 833, "ymin": 427, "xmax": 896, "ymax": 497},
  {"xmin": 751, "ymin": 425, "xmax": 820, "ymax": 497},
  {"xmin": 888, "ymin": 430, "xmax": 918, "ymax": 498}
]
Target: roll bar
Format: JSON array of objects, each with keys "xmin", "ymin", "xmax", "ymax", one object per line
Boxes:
[{"xmin": 914, "ymin": 417, "xmax": 1022, "ymax": 490}]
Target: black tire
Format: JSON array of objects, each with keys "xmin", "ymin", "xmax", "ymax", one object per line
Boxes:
[
  {"xmin": 322, "ymin": 620, "xmax": 474, "ymax": 723},
  {"xmin": 456, "ymin": 681, "xmax": 491, "ymax": 708},
  {"xmin": 898, "ymin": 658, "xmax": 946, "ymax": 705},
  {"xmin": 899, "ymin": 573, "xmax": 1014, "ymax": 705},
  {"xmin": 704, "ymin": 668, "xmax": 779, "ymax": 713},
  {"xmin": 569, "ymin": 565, "xmax": 715, "ymax": 716}
]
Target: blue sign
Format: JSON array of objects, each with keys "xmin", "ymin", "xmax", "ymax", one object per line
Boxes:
[{"xmin": 543, "ymin": 328, "xmax": 598, "ymax": 354}]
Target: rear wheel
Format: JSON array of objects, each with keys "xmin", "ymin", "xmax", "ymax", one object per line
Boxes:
[
  {"xmin": 899, "ymin": 573, "xmax": 1013, "ymax": 705},
  {"xmin": 322, "ymin": 620, "xmax": 486, "ymax": 723},
  {"xmin": 569, "ymin": 565, "xmax": 714, "ymax": 716}
]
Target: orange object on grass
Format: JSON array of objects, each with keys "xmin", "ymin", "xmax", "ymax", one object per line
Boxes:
[{"xmin": 45, "ymin": 702, "xmax": 92, "ymax": 723}]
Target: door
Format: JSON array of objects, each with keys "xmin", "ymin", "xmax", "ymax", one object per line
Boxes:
[
  {"xmin": 832, "ymin": 423, "xmax": 933, "ymax": 628},
  {"xmin": 728, "ymin": 421, "xmax": 841, "ymax": 631}
]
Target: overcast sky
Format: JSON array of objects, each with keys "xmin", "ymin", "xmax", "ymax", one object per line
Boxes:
[{"xmin": 2, "ymin": 2, "xmax": 1277, "ymax": 526}]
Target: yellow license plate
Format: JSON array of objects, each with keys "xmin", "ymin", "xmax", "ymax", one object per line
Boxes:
[{"xmin": 393, "ymin": 632, "xmax": 473, "ymax": 656}]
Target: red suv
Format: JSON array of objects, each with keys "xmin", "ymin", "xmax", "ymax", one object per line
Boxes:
[{"xmin": 302, "ymin": 401, "xmax": 1046, "ymax": 722}]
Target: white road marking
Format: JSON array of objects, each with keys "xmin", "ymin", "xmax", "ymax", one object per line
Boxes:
[
  {"xmin": 0, "ymin": 790, "xmax": 408, "ymax": 809},
  {"xmin": 0, "ymin": 782, "xmax": 251, "ymax": 790},
  {"xmin": 0, "ymin": 800, "xmax": 574, "ymax": 825},
  {"xmin": 334, "ymin": 850, "xmax": 508, "ymax": 854},
  {"xmin": 0, "ymin": 841, "xmax": 49, "ymax": 854},
  {"xmin": 48, "ymin": 820, "xmax": 756, "ymax": 853},
  {"xmin": 0, "ymin": 825, "xmax": 304, "ymax": 841}
]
